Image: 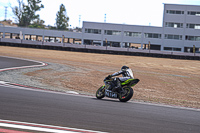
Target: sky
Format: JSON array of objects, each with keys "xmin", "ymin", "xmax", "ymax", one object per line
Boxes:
[{"xmin": 0, "ymin": 0, "xmax": 200, "ymax": 28}]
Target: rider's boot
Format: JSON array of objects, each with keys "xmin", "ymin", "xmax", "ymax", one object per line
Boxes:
[
  {"xmin": 107, "ymin": 85, "xmax": 112, "ymax": 90},
  {"xmin": 117, "ymin": 86, "xmax": 123, "ymax": 93},
  {"xmin": 112, "ymin": 79, "xmax": 121, "ymax": 92}
]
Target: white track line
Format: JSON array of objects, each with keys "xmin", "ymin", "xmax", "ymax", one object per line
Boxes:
[
  {"xmin": 0, "ymin": 119, "xmax": 108, "ymax": 133},
  {"xmin": 0, "ymin": 55, "xmax": 47, "ymax": 65},
  {"xmin": 0, "ymin": 56, "xmax": 47, "ymax": 72}
]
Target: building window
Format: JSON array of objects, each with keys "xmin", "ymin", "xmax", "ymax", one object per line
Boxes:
[
  {"xmin": 44, "ymin": 36, "xmax": 60, "ymax": 42},
  {"xmin": 144, "ymin": 33, "xmax": 161, "ymax": 39},
  {"xmin": 164, "ymin": 47, "xmax": 172, "ymax": 51},
  {"xmin": 173, "ymin": 48, "xmax": 182, "ymax": 51},
  {"xmin": 85, "ymin": 28, "xmax": 101, "ymax": 34},
  {"xmin": 4, "ymin": 33, "xmax": 11, "ymax": 38},
  {"xmin": 186, "ymin": 24, "xmax": 200, "ymax": 29},
  {"xmin": 84, "ymin": 39, "xmax": 100, "ymax": 45},
  {"xmin": 165, "ymin": 34, "xmax": 182, "ymax": 40},
  {"xmin": 166, "ymin": 10, "xmax": 184, "ymax": 14},
  {"xmin": 165, "ymin": 22, "xmax": 183, "ymax": 28},
  {"xmin": 103, "ymin": 41, "xmax": 120, "ymax": 47},
  {"xmin": 185, "ymin": 35, "xmax": 200, "ymax": 41},
  {"xmin": 164, "ymin": 47, "xmax": 181, "ymax": 51},
  {"xmin": 12, "ymin": 33, "xmax": 20, "ymax": 39},
  {"xmin": 124, "ymin": 31, "xmax": 142, "ymax": 38},
  {"xmin": 194, "ymin": 25, "xmax": 200, "ymax": 29},
  {"xmin": 188, "ymin": 11, "xmax": 200, "ymax": 16},
  {"xmin": 104, "ymin": 30, "xmax": 121, "ymax": 35}
]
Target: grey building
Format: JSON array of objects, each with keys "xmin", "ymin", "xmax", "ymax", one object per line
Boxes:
[
  {"xmin": 0, "ymin": 4, "xmax": 200, "ymax": 53},
  {"xmin": 82, "ymin": 4, "xmax": 200, "ymax": 52}
]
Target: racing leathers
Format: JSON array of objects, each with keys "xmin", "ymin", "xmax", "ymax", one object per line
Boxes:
[{"xmin": 108, "ymin": 68, "xmax": 134, "ymax": 92}]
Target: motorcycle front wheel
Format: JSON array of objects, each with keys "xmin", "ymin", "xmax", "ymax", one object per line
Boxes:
[
  {"xmin": 119, "ymin": 87, "xmax": 133, "ymax": 102},
  {"xmin": 96, "ymin": 86, "xmax": 105, "ymax": 99}
]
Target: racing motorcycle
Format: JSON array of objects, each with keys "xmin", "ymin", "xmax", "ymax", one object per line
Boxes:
[{"xmin": 96, "ymin": 76, "xmax": 140, "ymax": 102}]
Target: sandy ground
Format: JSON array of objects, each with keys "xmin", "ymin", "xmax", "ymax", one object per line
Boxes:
[{"xmin": 0, "ymin": 46, "xmax": 200, "ymax": 108}]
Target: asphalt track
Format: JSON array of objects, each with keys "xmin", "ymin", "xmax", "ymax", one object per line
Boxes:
[
  {"xmin": 0, "ymin": 56, "xmax": 200, "ymax": 133},
  {"xmin": 0, "ymin": 56, "xmax": 43, "ymax": 69}
]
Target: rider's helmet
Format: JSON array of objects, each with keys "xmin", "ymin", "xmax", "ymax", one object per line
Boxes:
[{"xmin": 121, "ymin": 65, "xmax": 129, "ymax": 71}]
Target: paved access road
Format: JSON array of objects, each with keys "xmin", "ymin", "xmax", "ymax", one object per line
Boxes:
[{"xmin": 0, "ymin": 56, "xmax": 200, "ymax": 133}]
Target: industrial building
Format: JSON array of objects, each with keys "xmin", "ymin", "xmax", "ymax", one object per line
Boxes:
[
  {"xmin": 0, "ymin": 4, "xmax": 200, "ymax": 53},
  {"xmin": 82, "ymin": 4, "xmax": 200, "ymax": 52}
]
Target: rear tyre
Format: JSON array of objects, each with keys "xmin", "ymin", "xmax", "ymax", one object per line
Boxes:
[
  {"xmin": 96, "ymin": 86, "xmax": 105, "ymax": 99},
  {"xmin": 119, "ymin": 87, "xmax": 133, "ymax": 102}
]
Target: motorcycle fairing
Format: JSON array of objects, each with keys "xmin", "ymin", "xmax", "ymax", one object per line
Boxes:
[
  {"xmin": 105, "ymin": 89, "xmax": 118, "ymax": 98},
  {"xmin": 121, "ymin": 78, "xmax": 140, "ymax": 87}
]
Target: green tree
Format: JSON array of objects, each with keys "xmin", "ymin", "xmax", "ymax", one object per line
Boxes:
[
  {"xmin": 12, "ymin": 0, "xmax": 44, "ymax": 27},
  {"xmin": 11, "ymin": 0, "xmax": 25, "ymax": 26},
  {"xmin": 28, "ymin": 18, "xmax": 45, "ymax": 28},
  {"xmin": 23, "ymin": 0, "xmax": 44, "ymax": 26},
  {"xmin": 56, "ymin": 4, "xmax": 69, "ymax": 30}
]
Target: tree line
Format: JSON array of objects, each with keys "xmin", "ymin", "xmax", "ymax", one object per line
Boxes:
[{"xmin": 11, "ymin": 0, "xmax": 69, "ymax": 30}]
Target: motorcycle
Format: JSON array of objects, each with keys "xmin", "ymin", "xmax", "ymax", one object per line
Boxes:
[{"xmin": 96, "ymin": 76, "xmax": 140, "ymax": 102}]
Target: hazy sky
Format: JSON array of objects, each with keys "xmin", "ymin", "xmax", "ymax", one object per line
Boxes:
[{"xmin": 0, "ymin": 0, "xmax": 200, "ymax": 28}]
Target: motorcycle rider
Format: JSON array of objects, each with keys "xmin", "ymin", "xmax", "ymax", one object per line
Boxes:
[{"xmin": 106, "ymin": 65, "xmax": 134, "ymax": 92}]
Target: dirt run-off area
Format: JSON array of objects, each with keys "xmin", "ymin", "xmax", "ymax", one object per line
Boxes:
[{"xmin": 0, "ymin": 46, "xmax": 200, "ymax": 109}]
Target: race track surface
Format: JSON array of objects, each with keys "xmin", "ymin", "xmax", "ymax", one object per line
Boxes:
[
  {"xmin": 0, "ymin": 56, "xmax": 200, "ymax": 133},
  {"xmin": 0, "ymin": 56, "xmax": 42, "ymax": 69}
]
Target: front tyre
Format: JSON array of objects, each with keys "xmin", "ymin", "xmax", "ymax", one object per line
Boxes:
[
  {"xmin": 96, "ymin": 86, "xmax": 105, "ymax": 99},
  {"xmin": 119, "ymin": 87, "xmax": 133, "ymax": 102}
]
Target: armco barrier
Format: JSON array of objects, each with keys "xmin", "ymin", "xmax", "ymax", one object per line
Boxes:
[{"xmin": 0, "ymin": 38, "xmax": 199, "ymax": 60}]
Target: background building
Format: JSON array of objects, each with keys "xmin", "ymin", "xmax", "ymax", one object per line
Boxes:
[
  {"xmin": 82, "ymin": 4, "xmax": 200, "ymax": 52},
  {"xmin": 0, "ymin": 4, "xmax": 200, "ymax": 53}
]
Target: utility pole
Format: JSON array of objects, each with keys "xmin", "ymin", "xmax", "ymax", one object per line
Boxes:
[
  {"xmin": 4, "ymin": 6, "xmax": 8, "ymax": 20},
  {"xmin": 79, "ymin": 15, "xmax": 81, "ymax": 27},
  {"xmin": 104, "ymin": 14, "xmax": 106, "ymax": 23}
]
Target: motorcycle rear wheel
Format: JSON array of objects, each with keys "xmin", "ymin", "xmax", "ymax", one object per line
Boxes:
[
  {"xmin": 119, "ymin": 87, "xmax": 133, "ymax": 102},
  {"xmin": 96, "ymin": 86, "xmax": 105, "ymax": 99}
]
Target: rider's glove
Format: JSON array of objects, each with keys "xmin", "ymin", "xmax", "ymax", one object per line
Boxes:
[{"xmin": 107, "ymin": 75, "xmax": 112, "ymax": 79}]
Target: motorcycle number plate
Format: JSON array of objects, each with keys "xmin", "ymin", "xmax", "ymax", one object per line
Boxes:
[{"xmin": 105, "ymin": 90, "xmax": 118, "ymax": 98}]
